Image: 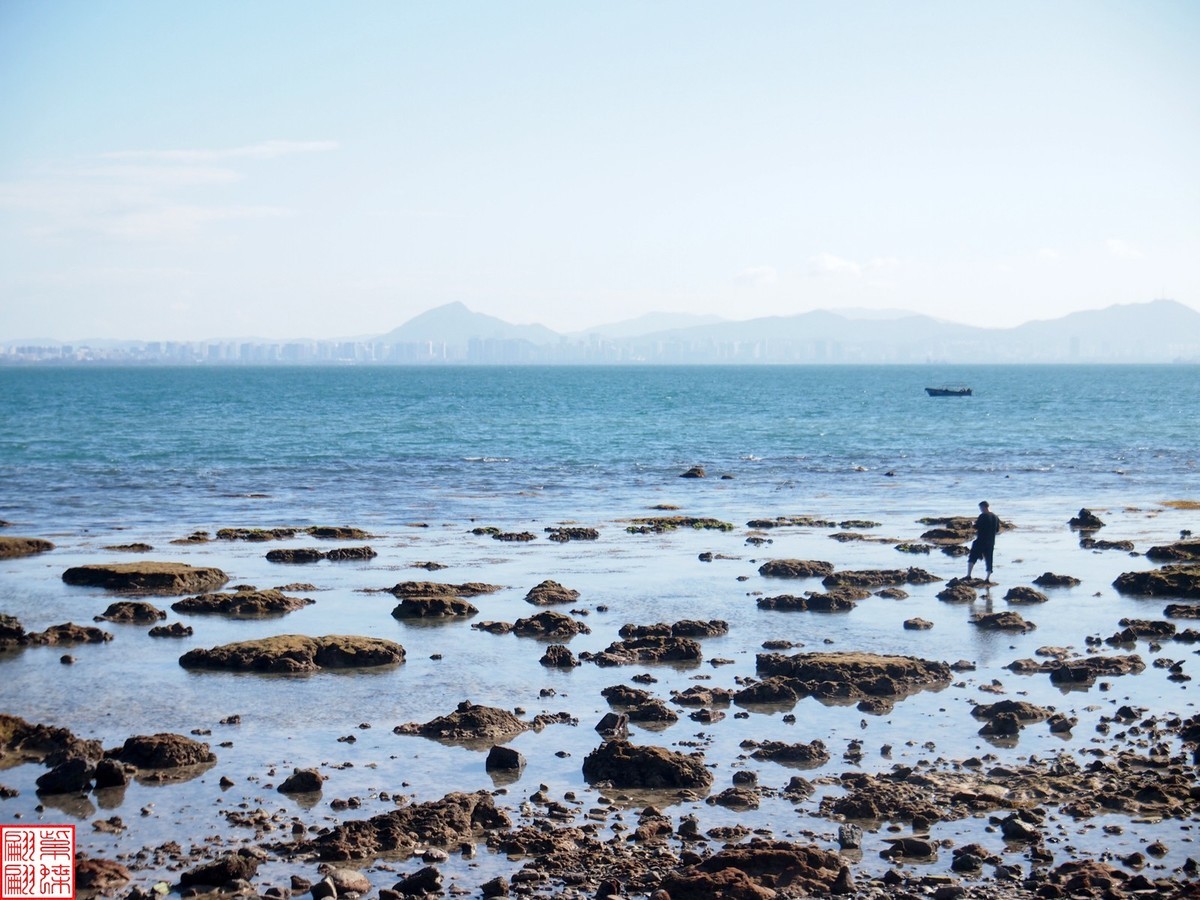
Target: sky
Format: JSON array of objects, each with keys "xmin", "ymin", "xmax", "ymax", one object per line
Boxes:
[{"xmin": 1, "ymin": 1, "xmax": 1198, "ymax": 341}]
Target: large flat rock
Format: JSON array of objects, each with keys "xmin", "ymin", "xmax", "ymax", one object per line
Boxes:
[
  {"xmin": 62, "ymin": 562, "xmax": 228, "ymax": 595},
  {"xmin": 0, "ymin": 536, "xmax": 55, "ymax": 559},
  {"xmin": 179, "ymin": 634, "xmax": 405, "ymax": 673}
]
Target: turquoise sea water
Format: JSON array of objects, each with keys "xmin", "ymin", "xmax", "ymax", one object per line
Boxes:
[
  {"xmin": 1, "ymin": 364, "xmax": 1198, "ymax": 892},
  {"xmin": 2, "ymin": 364, "xmax": 1196, "ymax": 531}
]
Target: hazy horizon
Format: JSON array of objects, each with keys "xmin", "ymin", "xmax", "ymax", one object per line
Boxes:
[{"xmin": 2, "ymin": 2, "xmax": 1198, "ymax": 341}]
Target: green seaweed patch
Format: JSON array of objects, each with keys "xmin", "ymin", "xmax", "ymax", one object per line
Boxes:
[{"xmin": 626, "ymin": 516, "xmax": 735, "ymax": 534}]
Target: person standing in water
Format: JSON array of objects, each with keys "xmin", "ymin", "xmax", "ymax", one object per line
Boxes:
[{"xmin": 967, "ymin": 500, "xmax": 1001, "ymax": 582}]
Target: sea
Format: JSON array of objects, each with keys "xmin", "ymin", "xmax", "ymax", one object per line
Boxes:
[{"xmin": 1, "ymin": 364, "xmax": 1198, "ymax": 891}]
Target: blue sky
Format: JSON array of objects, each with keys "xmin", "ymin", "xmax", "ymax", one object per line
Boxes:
[{"xmin": 1, "ymin": 1, "xmax": 1197, "ymax": 340}]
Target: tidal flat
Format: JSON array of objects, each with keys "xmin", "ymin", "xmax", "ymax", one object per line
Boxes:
[{"xmin": 1, "ymin": 496, "xmax": 1198, "ymax": 899}]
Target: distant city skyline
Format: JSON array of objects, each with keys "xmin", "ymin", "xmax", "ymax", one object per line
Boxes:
[{"xmin": 2, "ymin": 1, "xmax": 1198, "ymax": 341}]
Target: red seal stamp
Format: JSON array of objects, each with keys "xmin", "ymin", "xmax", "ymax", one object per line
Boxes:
[{"xmin": 1, "ymin": 826, "xmax": 75, "ymax": 900}]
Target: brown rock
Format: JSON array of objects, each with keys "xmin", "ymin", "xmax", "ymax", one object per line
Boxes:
[
  {"xmin": 94, "ymin": 601, "xmax": 166, "ymax": 623},
  {"xmin": 524, "ymin": 580, "xmax": 580, "ymax": 605},
  {"xmin": 757, "ymin": 559, "xmax": 834, "ymax": 579},
  {"xmin": 393, "ymin": 701, "xmax": 530, "ymax": 744},
  {"xmin": 172, "ymin": 588, "xmax": 314, "ymax": 617},
  {"xmin": 583, "ymin": 636, "xmax": 702, "ymax": 667},
  {"xmin": 75, "ymin": 857, "xmax": 132, "ymax": 891},
  {"xmin": 278, "ymin": 767, "xmax": 325, "ymax": 793},
  {"xmin": 660, "ymin": 840, "xmax": 847, "ymax": 897},
  {"xmin": 512, "ymin": 610, "xmax": 591, "ymax": 639},
  {"xmin": 1004, "ymin": 586, "xmax": 1049, "ymax": 604},
  {"xmin": 62, "ymin": 561, "xmax": 228, "ymax": 594},
  {"xmin": 113, "ymin": 733, "xmax": 215, "ymax": 768},
  {"xmin": 972, "ymin": 611, "xmax": 1036, "ymax": 632},
  {"xmin": 1146, "ymin": 539, "xmax": 1200, "ymax": 561},
  {"xmin": 823, "ymin": 567, "xmax": 940, "ymax": 588},
  {"xmin": 747, "ymin": 740, "xmax": 830, "ymax": 767},
  {"xmin": 756, "ymin": 651, "xmax": 951, "ymax": 704},
  {"xmin": 389, "ymin": 581, "xmax": 502, "ymax": 597},
  {"xmin": 1114, "ymin": 565, "xmax": 1200, "ymax": 599},
  {"xmin": 305, "ymin": 790, "xmax": 510, "ymax": 860},
  {"xmin": 0, "ymin": 536, "xmax": 55, "ymax": 559},
  {"xmin": 1033, "ymin": 572, "xmax": 1082, "ymax": 587},
  {"xmin": 180, "ymin": 635, "xmax": 406, "ymax": 673},
  {"xmin": 391, "ymin": 596, "xmax": 478, "ymax": 619},
  {"xmin": 26, "ymin": 623, "xmax": 113, "ymax": 645},
  {"xmin": 178, "ymin": 850, "xmax": 261, "ymax": 887},
  {"xmin": 582, "ymin": 740, "xmax": 712, "ymax": 789}
]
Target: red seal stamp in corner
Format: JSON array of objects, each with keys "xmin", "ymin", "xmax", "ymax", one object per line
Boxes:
[{"xmin": 1, "ymin": 826, "xmax": 75, "ymax": 900}]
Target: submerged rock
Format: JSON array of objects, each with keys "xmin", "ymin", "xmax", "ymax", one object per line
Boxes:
[
  {"xmin": 62, "ymin": 562, "xmax": 228, "ymax": 595},
  {"xmin": 180, "ymin": 635, "xmax": 406, "ymax": 673}
]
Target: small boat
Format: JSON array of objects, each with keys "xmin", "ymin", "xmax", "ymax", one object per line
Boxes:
[{"xmin": 925, "ymin": 384, "xmax": 972, "ymax": 397}]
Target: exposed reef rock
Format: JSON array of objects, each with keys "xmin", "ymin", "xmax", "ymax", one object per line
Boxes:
[
  {"xmin": 744, "ymin": 739, "xmax": 830, "ymax": 767},
  {"xmin": 523, "ymin": 580, "xmax": 580, "ymax": 605},
  {"xmin": 511, "ymin": 610, "xmax": 591, "ymax": 639},
  {"xmin": 94, "ymin": 601, "xmax": 166, "ymax": 623},
  {"xmin": 657, "ymin": 840, "xmax": 848, "ymax": 898},
  {"xmin": 172, "ymin": 588, "xmax": 314, "ymax": 617},
  {"xmin": 626, "ymin": 516, "xmax": 734, "ymax": 534},
  {"xmin": 582, "ymin": 740, "xmax": 713, "ymax": 789},
  {"xmin": 112, "ymin": 733, "xmax": 215, "ymax": 769},
  {"xmin": 62, "ymin": 562, "xmax": 229, "ymax": 595},
  {"xmin": 1034, "ymin": 572, "xmax": 1082, "ymax": 587},
  {"xmin": 581, "ymin": 636, "xmax": 703, "ymax": 667},
  {"xmin": 391, "ymin": 596, "xmax": 478, "ymax": 619},
  {"xmin": 757, "ymin": 559, "xmax": 834, "ymax": 579},
  {"xmin": 756, "ymin": 651, "xmax": 952, "ymax": 707},
  {"xmin": 179, "ymin": 635, "xmax": 405, "ymax": 673},
  {"xmin": 1004, "ymin": 586, "xmax": 1049, "ymax": 604},
  {"xmin": 1146, "ymin": 539, "xmax": 1200, "ymax": 562},
  {"xmin": 544, "ymin": 526, "xmax": 599, "ymax": 542},
  {"xmin": 388, "ymin": 581, "xmax": 502, "ymax": 597},
  {"xmin": 393, "ymin": 701, "xmax": 530, "ymax": 744},
  {"xmin": 1069, "ymin": 508, "xmax": 1106, "ymax": 530},
  {"xmin": 292, "ymin": 791, "xmax": 510, "ymax": 861},
  {"xmin": 0, "ymin": 536, "xmax": 55, "ymax": 559},
  {"xmin": 822, "ymin": 567, "xmax": 940, "ymax": 588},
  {"xmin": 619, "ymin": 620, "xmax": 729, "ymax": 638},
  {"xmin": 1114, "ymin": 565, "xmax": 1200, "ymax": 599}
]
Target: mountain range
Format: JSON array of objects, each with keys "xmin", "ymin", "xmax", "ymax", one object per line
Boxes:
[{"xmin": 376, "ymin": 299, "xmax": 1200, "ymax": 364}]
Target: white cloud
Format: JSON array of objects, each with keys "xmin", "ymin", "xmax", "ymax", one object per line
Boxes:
[
  {"xmin": 1037, "ymin": 248, "xmax": 1060, "ymax": 260},
  {"xmin": 0, "ymin": 141, "xmax": 330, "ymax": 241},
  {"xmin": 102, "ymin": 140, "xmax": 340, "ymax": 163},
  {"xmin": 734, "ymin": 265, "xmax": 778, "ymax": 287},
  {"xmin": 1105, "ymin": 238, "xmax": 1144, "ymax": 260},
  {"xmin": 808, "ymin": 253, "xmax": 861, "ymax": 277},
  {"xmin": 807, "ymin": 253, "xmax": 900, "ymax": 278}
]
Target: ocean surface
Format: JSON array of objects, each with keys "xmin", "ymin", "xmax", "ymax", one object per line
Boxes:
[{"xmin": 1, "ymin": 364, "xmax": 1198, "ymax": 892}]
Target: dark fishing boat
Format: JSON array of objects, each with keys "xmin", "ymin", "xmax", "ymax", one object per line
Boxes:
[{"xmin": 925, "ymin": 384, "xmax": 972, "ymax": 397}]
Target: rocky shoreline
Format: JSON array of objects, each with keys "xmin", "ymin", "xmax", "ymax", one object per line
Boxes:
[{"xmin": 2, "ymin": 508, "xmax": 1199, "ymax": 898}]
